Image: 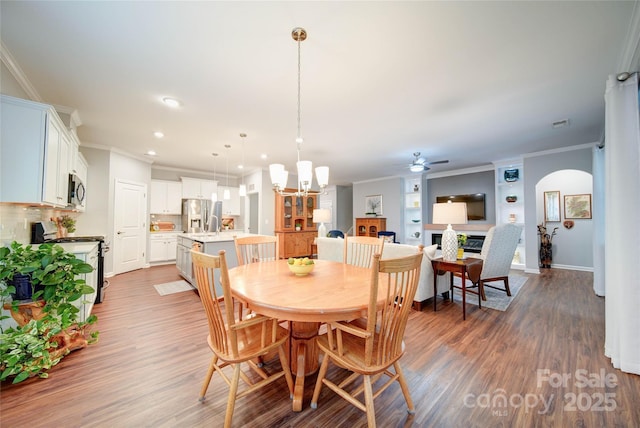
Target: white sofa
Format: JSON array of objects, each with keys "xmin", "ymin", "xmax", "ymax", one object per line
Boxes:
[{"xmin": 316, "ymin": 237, "xmax": 450, "ymax": 310}]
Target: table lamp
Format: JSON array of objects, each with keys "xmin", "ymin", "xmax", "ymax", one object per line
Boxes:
[
  {"xmin": 313, "ymin": 208, "xmax": 331, "ymax": 238},
  {"xmin": 432, "ymin": 201, "xmax": 468, "ymax": 262}
]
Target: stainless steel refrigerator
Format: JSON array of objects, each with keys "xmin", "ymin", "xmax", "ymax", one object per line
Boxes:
[{"xmin": 181, "ymin": 199, "xmax": 222, "ymax": 233}]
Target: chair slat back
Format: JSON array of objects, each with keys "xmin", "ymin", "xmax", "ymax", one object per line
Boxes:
[
  {"xmin": 480, "ymin": 224, "xmax": 522, "ymax": 278},
  {"xmin": 366, "ymin": 251, "xmax": 423, "ymax": 367},
  {"xmin": 192, "ymin": 250, "xmax": 240, "ymax": 358},
  {"xmin": 344, "ymin": 236, "xmax": 384, "ymax": 268},
  {"xmin": 234, "ymin": 235, "xmax": 279, "ymax": 265}
]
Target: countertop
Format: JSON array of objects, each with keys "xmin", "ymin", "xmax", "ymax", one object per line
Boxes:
[
  {"xmin": 49, "ymin": 242, "xmax": 99, "ymax": 254},
  {"xmin": 178, "ymin": 231, "xmax": 255, "ymax": 243}
]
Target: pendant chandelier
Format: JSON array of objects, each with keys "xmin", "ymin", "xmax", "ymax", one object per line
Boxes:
[
  {"xmin": 270, "ymin": 27, "xmax": 329, "ymax": 197},
  {"xmin": 239, "ymin": 133, "xmax": 247, "ymax": 197},
  {"xmin": 223, "ymin": 144, "xmax": 231, "ymax": 200},
  {"xmin": 211, "ymin": 152, "xmax": 218, "ymax": 202}
]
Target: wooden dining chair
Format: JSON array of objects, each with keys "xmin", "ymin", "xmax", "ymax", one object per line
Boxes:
[
  {"xmin": 343, "ymin": 236, "xmax": 385, "ymax": 268},
  {"xmin": 233, "ymin": 234, "xmax": 288, "ymax": 333},
  {"xmin": 234, "ymin": 234, "xmax": 279, "ymax": 265},
  {"xmin": 191, "ymin": 250, "xmax": 293, "ymax": 428},
  {"xmin": 311, "ymin": 250, "xmax": 423, "ymax": 427}
]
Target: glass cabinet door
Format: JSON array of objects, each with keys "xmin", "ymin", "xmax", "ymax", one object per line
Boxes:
[
  {"xmin": 284, "ymin": 196, "xmax": 293, "ymax": 229},
  {"xmin": 306, "ymin": 196, "xmax": 315, "ymax": 228}
]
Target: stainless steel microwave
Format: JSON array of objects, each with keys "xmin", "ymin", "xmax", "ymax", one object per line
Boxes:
[{"xmin": 68, "ymin": 173, "xmax": 86, "ymax": 208}]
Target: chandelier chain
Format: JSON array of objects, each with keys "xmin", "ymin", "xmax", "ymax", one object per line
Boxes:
[{"xmin": 296, "ymin": 30, "xmax": 302, "ymax": 163}]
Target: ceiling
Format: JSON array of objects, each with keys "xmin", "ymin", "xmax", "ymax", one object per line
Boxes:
[{"xmin": 2, "ymin": 2, "xmax": 639, "ymax": 186}]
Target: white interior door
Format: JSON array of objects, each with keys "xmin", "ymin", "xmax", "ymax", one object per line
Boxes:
[{"xmin": 114, "ymin": 179, "xmax": 147, "ymax": 274}]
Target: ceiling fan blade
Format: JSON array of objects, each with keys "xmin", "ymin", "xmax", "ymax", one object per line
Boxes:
[{"xmin": 424, "ymin": 160, "xmax": 449, "ymax": 165}]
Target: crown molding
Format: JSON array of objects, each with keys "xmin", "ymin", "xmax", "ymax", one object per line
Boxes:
[
  {"xmin": 0, "ymin": 41, "xmax": 42, "ymax": 102},
  {"xmin": 81, "ymin": 143, "xmax": 155, "ymax": 165},
  {"xmin": 521, "ymin": 142, "xmax": 597, "ymax": 160},
  {"xmin": 425, "ymin": 164, "xmax": 494, "ymax": 179}
]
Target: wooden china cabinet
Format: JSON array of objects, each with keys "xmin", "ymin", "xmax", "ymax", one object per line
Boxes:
[
  {"xmin": 355, "ymin": 217, "xmax": 386, "ymax": 238},
  {"xmin": 274, "ymin": 190, "xmax": 318, "ymax": 258}
]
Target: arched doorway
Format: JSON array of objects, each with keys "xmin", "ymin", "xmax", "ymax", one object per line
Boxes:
[{"xmin": 534, "ymin": 170, "xmax": 593, "ymax": 270}]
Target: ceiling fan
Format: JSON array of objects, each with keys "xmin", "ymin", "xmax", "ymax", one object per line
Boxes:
[{"xmin": 408, "ymin": 152, "xmax": 449, "ymax": 172}]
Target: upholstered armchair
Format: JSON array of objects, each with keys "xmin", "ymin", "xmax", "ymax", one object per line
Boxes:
[{"xmin": 466, "ymin": 223, "xmax": 523, "ymax": 299}]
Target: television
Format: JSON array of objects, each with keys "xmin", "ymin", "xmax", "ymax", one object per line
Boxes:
[{"xmin": 435, "ymin": 193, "xmax": 486, "ymax": 221}]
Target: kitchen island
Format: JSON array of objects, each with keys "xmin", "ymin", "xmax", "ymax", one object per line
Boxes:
[{"xmin": 176, "ymin": 231, "xmax": 256, "ymax": 293}]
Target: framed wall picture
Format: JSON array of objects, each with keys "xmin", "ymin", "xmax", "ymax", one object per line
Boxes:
[
  {"xmin": 564, "ymin": 194, "xmax": 592, "ymax": 219},
  {"xmin": 544, "ymin": 191, "xmax": 561, "ymax": 222},
  {"xmin": 365, "ymin": 194, "xmax": 383, "ymax": 216}
]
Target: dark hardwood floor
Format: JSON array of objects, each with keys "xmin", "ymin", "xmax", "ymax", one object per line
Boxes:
[{"xmin": 2, "ymin": 265, "xmax": 639, "ymax": 427}]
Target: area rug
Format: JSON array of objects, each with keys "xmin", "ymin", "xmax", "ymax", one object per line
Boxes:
[
  {"xmin": 153, "ymin": 280, "xmax": 195, "ymax": 296},
  {"xmin": 452, "ymin": 275, "xmax": 528, "ymax": 311}
]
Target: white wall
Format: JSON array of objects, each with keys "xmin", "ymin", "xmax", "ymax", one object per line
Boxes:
[
  {"xmin": 523, "ymin": 145, "xmax": 594, "ymax": 271},
  {"xmin": 536, "ymin": 169, "xmax": 593, "ymax": 270},
  {"xmin": 352, "ymin": 177, "xmax": 403, "ymax": 235}
]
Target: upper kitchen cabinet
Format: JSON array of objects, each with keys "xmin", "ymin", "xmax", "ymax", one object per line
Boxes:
[
  {"xmin": 217, "ymin": 186, "xmax": 241, "ymax": 216},
  {"xmin": 1, "ymin": 95, "xmax": 71, "ymax": 208},
  {"xmin": 150, "ymin": 180, "xmax": 182, "ymax": 214},
  {"xmin": 76, "ymin": 153, "xmax": 88, "ymax": 187},
  {"xmin": 181, "ymin": 177, "xmax": 217, "ymax": 199}
]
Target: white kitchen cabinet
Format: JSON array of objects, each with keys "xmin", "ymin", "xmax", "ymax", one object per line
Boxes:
[
  {"xmin": 76, "ymin": 153, "xmax": 88, "ymax": 187},
  {"xmin": 181, "ymin": 177, "xmax": 217, "ymax": 199},
  {"xmin": 1, "ymin": 95, "xmax": 71, "ymax": 207},
  {"xmin": 67, "ymin": 132, "xmax": 80, "ymax": 175},
  {"xmin": 150, "ymin": 180, "xmax": 182, "ymax": 214},
  {"xmin": 218, "ymin": 186, "xmax": 241, "ymax": 216},
  {"xmin": 150, "ymin": 233, "xmax": 178, "ymax": 262},
  {"xmin": 56, "ymin": 242, "xmax": 98, "ymax": 323}
]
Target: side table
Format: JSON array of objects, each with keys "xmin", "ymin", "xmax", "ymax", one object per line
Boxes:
[{"xmin": 431, "ymin": 257, "xmax": 483, "ymax": 320}]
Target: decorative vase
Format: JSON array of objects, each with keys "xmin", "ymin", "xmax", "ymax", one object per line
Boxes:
[
  {"xmin": 457, "ymin": 248, "xmax": 464, "ymax": 259},
  {"xmin": 441, "ymin": 226, "xmax": 458, "ymax": 262},
  {"xmin": 540, "ymin": 243, "xmax": 552, "ymax": 268}
]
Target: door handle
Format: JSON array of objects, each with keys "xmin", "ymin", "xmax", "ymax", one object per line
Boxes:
[{"xmin": 117, "ymin": 231, "xmax": 123, "ymax": 235}]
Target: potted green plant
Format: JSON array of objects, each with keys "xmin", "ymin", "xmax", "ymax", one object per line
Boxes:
[
  {"xmin": 59, "ymin": 215, "xmax": 76, "ymax": 235},
  {"xmin": 457, "ymin": 233, "xmax": 467, "ymax": 259},
  {"xmin": 0, "ymin": 241, "xmax": 99, "ymax": 383}
]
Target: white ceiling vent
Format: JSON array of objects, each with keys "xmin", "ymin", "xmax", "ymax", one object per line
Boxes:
[{"xmin": 552, "ymin": 119, "xmax": 570, "ymax": 128}]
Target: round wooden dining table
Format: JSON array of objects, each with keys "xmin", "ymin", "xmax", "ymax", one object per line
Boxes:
[{"xmin": 228, "ymin": 259, "xmax": 385, "ymax": 412}]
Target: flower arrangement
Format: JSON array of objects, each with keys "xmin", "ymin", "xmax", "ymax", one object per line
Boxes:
[
  {"xmin": 457, "ymin": 233, "xmax": 467, "ymax": 247},
  {"xmin": 52, "ymin": 215, "xmax": 76, "ymax": 234}
]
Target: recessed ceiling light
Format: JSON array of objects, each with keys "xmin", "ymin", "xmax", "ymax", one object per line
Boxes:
[
  {"xmin": 238, "ymin": 164, "xmax": 244, "ymax": 170},
  {"xmin": 153, "ymin": 131, "xmax": 164, "ymax": 138},
  {"xmin": 260, "ymin": 154, "xmax": 268, "ymax": 160},
  {"xmin": 146, "ymin": 150, "xmax": 157, "ymax": 156},
  {"xmin": 162, "ymin": 97, "xmax": 181, "ymax": 108}
]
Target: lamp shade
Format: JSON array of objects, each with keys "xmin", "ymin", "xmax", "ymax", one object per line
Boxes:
[
  {"xmin": 313, "ymin": 208, "xmax": 331, "ymax": 238},
  {"xmin": 297, "ymin": 160, "xmax": 313, "ymax": 187},
  {"xmin": 269, "ymin": 164, "xmax": 288, "ymax": 189},
  {"xmin": 432, "ymin": 202, "xmax": 468, "ymax": 225},
  {"xmin": 315, "ymin": 166, "xmax": 329, "ymax": 187},
  {"xmin": 433, "ymin": 201, "xmax": 467, "ymax": 262},
  {"xmin": 313, "ymin": 208, "xmax": 331, "ymax": 224}
]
